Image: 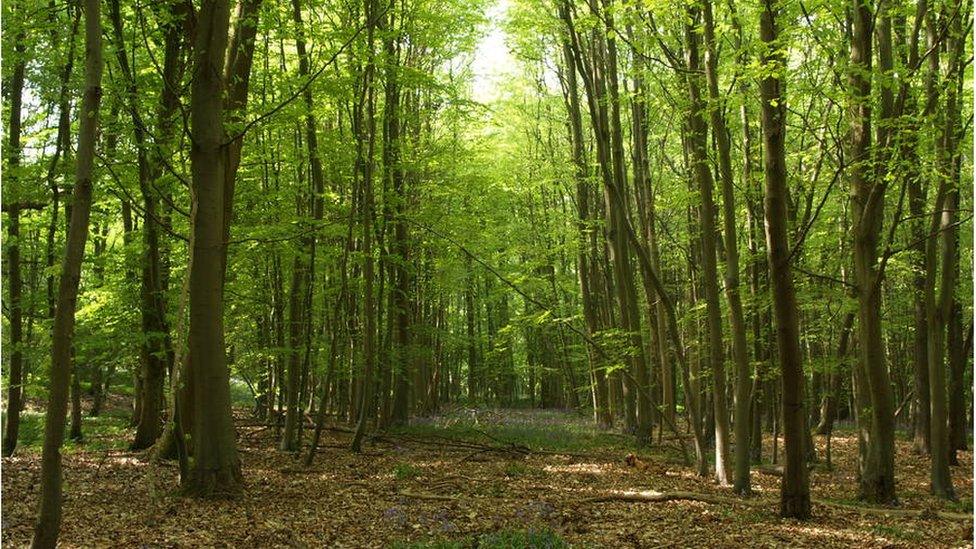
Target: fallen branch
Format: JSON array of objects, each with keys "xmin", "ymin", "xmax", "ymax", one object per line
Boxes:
[
  {"xmin": 581, "ymin": 490, "xmax": 974, "ymax": 521},
  {"xmin": 582, "ymin": 490, "xmax": 763, "ymax": 507},
  {"xmin": 755, "ymin": 463, "xmax": 815, "ymax": 477},
  {"xmin": 398, "ymin": 491, "xmax": 460, "ymax": 501}
]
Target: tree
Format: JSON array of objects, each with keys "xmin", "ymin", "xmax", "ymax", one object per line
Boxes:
[
  {"xmin": 32, "ymin": 0, "xmax": 103, "ymax": 543},
  {"xmin": 2, "ymin": 14, "xmax": 28, "ymax": 458},
  {"xmin": 701, "ymin": 0, "xmax": 751, "ymax": 492},
  {"xmin": 182, "ymin": 0, "xmax": 242, "ymax": 498},
  {"xmin": 848, "ymin": 0, "xmax": 897, "ymax": 505},
  {"xmin": 682, "ymin": 3, "xmax": 731, "ymax": 484},
  {"xmin": 351, "ymin": 0, "xmax": 381, "ymax": 454},
  {"xmin": 758, "ymin": 0, "xmax": 810, "ymax": 519}
]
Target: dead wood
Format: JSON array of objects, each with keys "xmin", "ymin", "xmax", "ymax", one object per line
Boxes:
[{"xmin": 582, "ymin": 490, "xmax": 974, "ymax": 522}]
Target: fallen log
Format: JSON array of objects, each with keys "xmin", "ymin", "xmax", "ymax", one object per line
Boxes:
[{"xmin": 581, "ymin": 490, "xmax": 763, "ymax": 507}]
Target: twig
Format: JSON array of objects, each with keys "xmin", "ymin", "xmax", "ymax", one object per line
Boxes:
[{"xmin": 398, "ymin": 491, "xmax": 461, "ymax": 501}]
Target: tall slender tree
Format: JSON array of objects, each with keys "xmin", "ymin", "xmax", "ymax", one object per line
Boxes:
[
  {"xmin": 32, "ymin": 0, "xmax": 103, "ymax": 543},
  {"xmin": 758, "ymin": 0, "xmax": 810, "ymax": 519}
]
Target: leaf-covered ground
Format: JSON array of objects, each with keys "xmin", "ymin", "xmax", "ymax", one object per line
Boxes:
[{"xmin": 2, "ymin": 406, "xmax": 973, "ymax": 547}]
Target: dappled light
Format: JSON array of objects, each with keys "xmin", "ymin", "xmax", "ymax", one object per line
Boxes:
[{"xmin": 2, "ymin": 0, "xmax": 972, "ymax": 545}]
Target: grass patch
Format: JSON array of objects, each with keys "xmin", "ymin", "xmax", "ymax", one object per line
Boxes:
[
  {"xmin": 393, "ymin": 462, "xmax": 423, "ymax": 480},
  {"xmin": 395, "ymin": 527, "xmax": 568, "ymax": 549},
  {"xmin": 870, "ymin": 524, "xmax": 923, "ymax": 543},
  {"xmin": 393, "ymin": 409, "xmax": 634, "ymax": 454},
  {"xmin": 947, "ymin": 496, "xmax": 973, "ymax": 514},
  {"xmin": 4, "ymin": 408, "xmax": 133, "ymax": 453},
  {"xmin": 504, "ymin": 461, "xmax": 530, "ymax": 478}
]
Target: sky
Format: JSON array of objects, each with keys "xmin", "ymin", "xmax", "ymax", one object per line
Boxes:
[{"xmin": 470, "ymin": 0, "xmax": 514, "ymax": 103}]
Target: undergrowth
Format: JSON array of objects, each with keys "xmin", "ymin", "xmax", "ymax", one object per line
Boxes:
[{"xmin": 391, "ymin": 409, "xmax": 635, "ymax": 454}]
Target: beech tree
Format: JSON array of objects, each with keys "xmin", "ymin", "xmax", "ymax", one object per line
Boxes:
[
  {"xmin": 2, "ymin": 0, "xmax": 971, "ymax": 537},
  {"xmin": 32, "ymin": 0, "xmax": 103, "ymax": 543}
]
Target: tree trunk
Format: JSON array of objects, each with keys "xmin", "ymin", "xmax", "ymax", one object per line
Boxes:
[
  {"xmin": 702, "ymin": 0, "xmax": 751, "ymax": 494},
  {"xmin": 281, "ymin": 254, "xmax": 307, "ymax": 451},
  {"xmin": 559, "ymin": 22, "xmax": 611, "ymax": 429},
  {"xmin": 909, "ymin": 163, "xmax": 930, "ymax": 454},
  {"xmin": 849, "ymin": 0, "xmax": 896, "ymax": 505},
  {"xmin": 351, "ymin": 0, "xmax": 380, "ymax": 453},
  {"xmin": 816, "ymin": 311, "xmax": 855, "ymax": 435},
  {"xmin": 181, "ymin": 0, "xmax": 242, "ymax": 498},
  {"xmin": 31, "ymin": 0, "xmax": 102, "ymax": 543},
  {"xmin": 465, "ymin": 255, "xmax": 479, "ymax": 400},
  {"xmin": 683, "ymin": 6, "xmax": 731, "ymax": 484},
  {"xmin": 759, "ymin": 0, "xmax": 810, "ymax": 519},
  {"xmin": 923, "ymin": 5, "xmax": 963, "ymax": 495},
  {"xmin": 2, "ymin": 24, "xmax": 27, "ymax": 457},
  {"xmin": 107, "ymin": 0, "xmax": 182, "ymax": 451},
  {"xmin": 924, "ymin": 173, "xmax": 957, "ymax": 499},
  {"xmin": 948, "ymin": 312, "xmax": 969, "ymax": 452}
]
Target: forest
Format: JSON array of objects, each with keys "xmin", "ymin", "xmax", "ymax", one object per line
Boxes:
[{"xmin": 0, "ymin": 0, "xmax": 973, "ymax": 545}]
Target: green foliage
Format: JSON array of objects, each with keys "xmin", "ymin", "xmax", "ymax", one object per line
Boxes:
[
  {"xmin": 4, "ymin": 408, "xmax": 132, "ymax": 453},
  {"xmin": 393, "ymin": 462, "xmax": 423, "ymax": 481},
  {"xmin": 392, "ymin": 409, "xmax": 634, "ymax": 453},
  {"xmin": 503, "ymin": 461, "xmax": 531, "ymax": 478},
  {"xmin": 869, "ymin": 524, "xmax": 924, "ymax": 544}
]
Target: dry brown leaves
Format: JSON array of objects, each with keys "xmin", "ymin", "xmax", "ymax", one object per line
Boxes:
[{"xmin": 1, "ymin": 410, "xmax": 972, "ymax": 548}]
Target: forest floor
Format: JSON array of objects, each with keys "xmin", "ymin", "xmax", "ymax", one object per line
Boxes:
[{"xmin": 2, "ymin": 402, "xmax": 974, "ymax": 548}]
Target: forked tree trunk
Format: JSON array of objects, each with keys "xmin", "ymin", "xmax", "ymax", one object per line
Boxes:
[
  {"xmin": 601, "ymin": 1, "xmax": 652, "ymax": 443},
  {"xmin": 351, "ymin": 0, "xmax": 380, "ymax": 453},
  {"xmin": 702, "ymin": 0, "xmax": 751, "ymax": 494},
  {"xmin": 558, "ymin": 17, "xmax": 611, "ymax": 429},
  {"xmin": 848, "ymin": 0, "xmax": 897, "ymax": 505},
  {"xmin": 108, "ymin": 0, "xmax": 180, "ymax": 451},
  {"xmin": 182, "ymin": 0, "xmax": 242, "ymax": 498}
]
